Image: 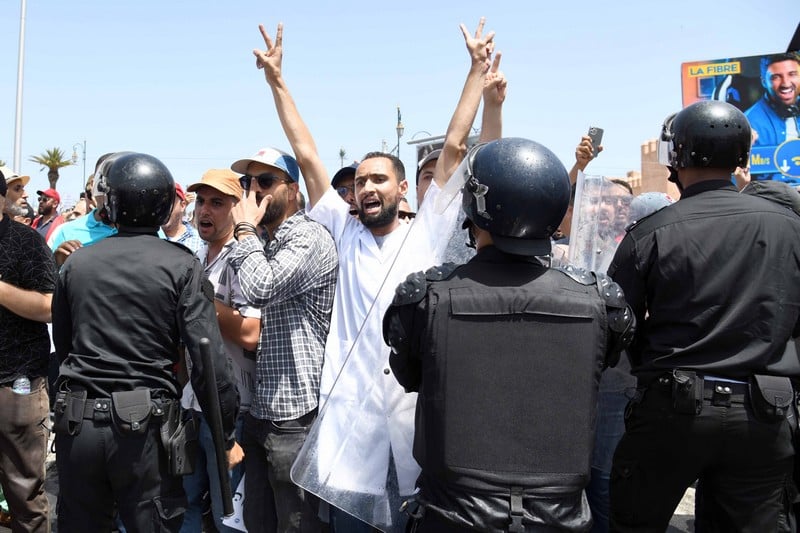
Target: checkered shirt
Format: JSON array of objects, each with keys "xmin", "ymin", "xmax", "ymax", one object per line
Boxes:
[{"xmin": 228, "ymin": 211, "xmax": 338, "ymax": 421}]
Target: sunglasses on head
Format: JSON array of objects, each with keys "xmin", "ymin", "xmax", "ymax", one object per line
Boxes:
[{"xmin": 239, "ymin": 172, "xmax": 289, "ymax": 191}]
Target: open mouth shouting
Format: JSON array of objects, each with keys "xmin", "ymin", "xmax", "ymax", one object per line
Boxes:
[{"xmin": 360, "ymin": 195, "xmax": 383, "ymax": 217}]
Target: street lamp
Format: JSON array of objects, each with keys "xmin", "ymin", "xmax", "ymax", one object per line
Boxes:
[
  {"xmin": 72, "ymin": 140, "xmax": 86, "ymax": 189},
  {"xmin": 395, "ymin": 106, "xmax": 404, "ymax": 159}
]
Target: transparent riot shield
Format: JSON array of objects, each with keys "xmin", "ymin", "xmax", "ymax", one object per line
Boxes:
[
  {"xmin": 290, "ymin": 161, "xmax": 472, "ymax": 532},
  {"xmin": 567, "ymin": 172, "xmax": 632, "ymax": 273}
]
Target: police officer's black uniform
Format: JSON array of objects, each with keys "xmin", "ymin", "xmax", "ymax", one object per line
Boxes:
[
  {"xmin": 383, "ymin": 138, "xmax": 635, "ymax": 532},
  {"xmin": 51, "ymin": 153, "xmax": 239, "ymax": 533},
  {"xmin": 607, "ymin": 101, "xmax": 800, "ymax": 532}
]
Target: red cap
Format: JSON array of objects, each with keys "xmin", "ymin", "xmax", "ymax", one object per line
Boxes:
[
  {"xmin": 175, "ymin": 183, "xmax": 187, "ymax": 201},
  {"xmin": 36, "ymin": 188, "xmax": 61, "ymax": 204}
]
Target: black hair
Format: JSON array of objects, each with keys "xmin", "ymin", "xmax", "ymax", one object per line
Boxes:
[{"xmin": 361, "ymin": 152, "xmax": 406, "ymax": 183}]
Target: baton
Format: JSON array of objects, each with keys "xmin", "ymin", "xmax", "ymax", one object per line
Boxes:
[{"xmin": 199, "ymin": 337, "xmax": 234, "ymax": 517}]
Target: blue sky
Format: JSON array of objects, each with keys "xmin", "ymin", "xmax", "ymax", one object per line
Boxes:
[{"xmin": 0, "ymin": 1, "xmax": 796, "ymax": 210}]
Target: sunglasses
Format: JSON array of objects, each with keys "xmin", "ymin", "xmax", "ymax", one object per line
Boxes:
[
  {"xmin": 336, "ymin": 185, "xmax": 354, "ymax": 198},
  {"xmin": 399, "ymin": 210, "xmax": 416, "ymax": 220},
  {"xmin": 239, "ymin": 172, "xmax": 290, "ymax": 191}
]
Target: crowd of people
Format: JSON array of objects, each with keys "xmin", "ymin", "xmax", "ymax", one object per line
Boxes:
[{"xmin": 0, "ymin": 16, "xmax": 799, "ymax": 533}]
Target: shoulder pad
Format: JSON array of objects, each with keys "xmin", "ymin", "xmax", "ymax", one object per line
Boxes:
[
  {"xmin": 425, "ymin": 262, "xmax": 458, "ymax": 281},
  {"xmin": 392, "ymin": 271, "xmax": 427, "ymax": 306},
  {"xmin": 555, "ymin": 264, "xmax": 597, "ymax": 286},
  {"xmin": 595, "ymin": 272, "xmax": 626, "ymax": 309}
]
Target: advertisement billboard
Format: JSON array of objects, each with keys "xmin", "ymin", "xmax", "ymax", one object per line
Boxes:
[{"xmin": 681, "ymin": 51, "xmax": 800, "ymax": 183}]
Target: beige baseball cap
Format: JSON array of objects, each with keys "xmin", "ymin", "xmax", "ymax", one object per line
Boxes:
[{"xmin": 187, "ymin": 169, "xmax": 243, "ymax": 199}]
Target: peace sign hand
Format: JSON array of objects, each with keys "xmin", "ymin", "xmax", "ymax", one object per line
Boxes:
[{"xmin": 253, "ymin": 23, "xmax": 284, "ymax": 85}]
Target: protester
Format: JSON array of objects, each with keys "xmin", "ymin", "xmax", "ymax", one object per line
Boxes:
[
  {"xmin": 162, "ymin": 183, "xmax": 203, "ymax": 253},
  {"xmin": 179, "ymin": 169, "xmax": 259, "ymax": 533},
  {"xmin": 227, "ymin": 146, "xmax": 338, "ymax": 533},
  {"xmin": 0, "ymin": 167, "xmax": 56, "ymax": 533},
  {"xmin": 52, "ymin": 152, "xmax": 239, "ymax": 533},
  {"xmin": 331, "ymin": 162, "xmax": 358, "ymax": 215},
  {"xmin": 1, "ymin": 166, "xmax": 30, "ymax": 217},
  {"xmin": 608, "ymin": 100, "xmax": 800, "ymax": 531},
  {"xmin": 49, "ymin": 154, "xmax": 118, "ymax": 266},
  {"xmin": 31, "ymin": 188, "xmax": 65, "ymax": 241}
]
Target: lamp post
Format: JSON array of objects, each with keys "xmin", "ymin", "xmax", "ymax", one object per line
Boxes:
[
  {"xmin": 395, "ymin": 106, "xmax": 404, "ymax": 159},
  {"xmin": 72, "ymin": 140, "xmax": 86, "ymax": 189}
]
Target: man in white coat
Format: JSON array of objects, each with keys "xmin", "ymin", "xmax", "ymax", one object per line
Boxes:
[{"xmin": 249, "ymin": 17, "xmax": 505, "ymax": 532}]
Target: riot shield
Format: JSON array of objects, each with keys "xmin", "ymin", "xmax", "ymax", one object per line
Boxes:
[
  {"xmin": 567, "ymin": 172, "xmax": 632, "ymax": 273},
  {"xmin": 291, "ymin": 167, "xmax": 470, "ymax": 532}
]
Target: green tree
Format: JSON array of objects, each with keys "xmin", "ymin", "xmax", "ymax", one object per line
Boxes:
[{"xmin": 29, "ymin": 147, "xmax": 73, "ymax": 190}]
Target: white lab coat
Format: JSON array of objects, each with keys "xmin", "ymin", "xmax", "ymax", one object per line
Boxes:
[{"xmin": 301, "ymin": 182, "xmax": 459, "ymax": 504}]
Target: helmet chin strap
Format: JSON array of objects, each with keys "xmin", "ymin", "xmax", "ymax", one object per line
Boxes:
[{"xmin": 667, "ymin": 167, "xmax": 684, "ymax": 194}]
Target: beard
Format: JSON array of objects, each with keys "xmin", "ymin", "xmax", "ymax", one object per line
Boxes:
[
  {"xmin": 4, "ymin": 202, "xmax": 26, "ymax": 218},
  {"xmin": 259, "ymin": 194, "xmax": 287, "ymax": 226},
  {"xmin": 358, "ymin": 198, "xmax": 399, "ymax": 229}
]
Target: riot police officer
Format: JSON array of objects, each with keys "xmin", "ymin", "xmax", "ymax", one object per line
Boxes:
[
  {"xmin": 383, "ymin": 137, "xmax": 635, "ymax": 532},
  {"xmin": 52, "ymin": 152, "xmax": 239, "ymax": 532},
  {"xmin": 607, "ymin": 101, "xmax": 800, "ymax": 531}
]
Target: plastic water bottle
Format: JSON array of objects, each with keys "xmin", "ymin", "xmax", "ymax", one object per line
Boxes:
[{"xmin": 12, "ymin": 376, "xmax": 30, "ymax": 395}]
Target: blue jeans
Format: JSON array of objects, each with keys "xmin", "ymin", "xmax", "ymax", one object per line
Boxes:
[
  {"xmin": 586, "ymin": 370, "xmax": 634, "ymax": 533},
  {"xmin": 242, "ymin": 410, "xmax": 321, "ymax": 533},
  {"xmin": 180, "ymin": 411, "xmax": 244, "ymax": 533}
]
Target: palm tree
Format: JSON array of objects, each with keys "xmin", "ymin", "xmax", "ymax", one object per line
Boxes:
[
  {"xmin": 339, "ymin": 147, "xmax": 346, "ymax": 168},
  {"xmin": 29, "ymin": 147, "xmax": 73, "ymax": 190}
]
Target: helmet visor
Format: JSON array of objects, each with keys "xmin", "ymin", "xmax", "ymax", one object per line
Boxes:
[{"xmin": 657, "ymin": 113, "xmax": 677, "ymax": 167}]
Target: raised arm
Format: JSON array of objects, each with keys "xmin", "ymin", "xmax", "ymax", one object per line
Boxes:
[
  {"xmin": 434, "ymin": 17, "xmax": 494, "ymax": 189},
  {"xmin": 478, "ymin": 52, "xmax": 507, "ymax": 143},
  {"xmin": 254, "ymin": 23, "xmax": 329, "ymax": 207},
  {"xmin": 569, "ymin": 135, "xmax": 603, "ymax": 184}
]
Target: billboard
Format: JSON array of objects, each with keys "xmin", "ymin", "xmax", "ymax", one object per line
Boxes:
[{"xmin": 681, "ymin": 51, "xmax": 800, "ymax": 183}]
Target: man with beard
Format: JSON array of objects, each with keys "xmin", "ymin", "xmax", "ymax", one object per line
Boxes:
[
  {"xmin": 227, "ymin": 147, "xmax": 338, "ymax": 533},
  {"xmin": 31, "ymin": 188, "xmax": 65, "ymax": 242},
  {"xmin": 0, "ymin": 167, "xmax": 56, "ymax": 533},
  {"xmin": 250, "ymin": 17, "xmax": 501, "ymax": 531},
  {"xmin": 1, "ymin": 166, "xmax": 30, "ymax": 218},
  {"xmin": 745, "ymin": 52, "xmax": 800, "ymax": 183}
]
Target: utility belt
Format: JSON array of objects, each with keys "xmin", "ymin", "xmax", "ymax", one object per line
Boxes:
[
  {"xmin": 646, "ymin": 369, "xmax": 795, "ymax": 423},
  {"xmin": 53, "ymin": 388, "xmax": 199, "ymax": 476}
]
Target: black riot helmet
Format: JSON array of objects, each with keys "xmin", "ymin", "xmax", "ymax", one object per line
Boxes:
[
  {"xmin": 460, "ymin": 137, "xmax": 570, "ymax": 257},
  {"xmin": 96, "ymin": 152, "xmax": 175, "ymax": 230},
  {"xmin": 658, "ymin": 100, "xmax": 751, "ymax": 171}
]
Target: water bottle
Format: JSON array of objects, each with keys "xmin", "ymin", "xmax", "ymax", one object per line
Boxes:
[{"xmin": 12, "ymin": 376, "xmax": 30, "ymax": 395}]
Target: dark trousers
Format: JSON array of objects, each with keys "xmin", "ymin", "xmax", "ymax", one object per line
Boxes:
[
  {"xmin": 55, "ymin": 416, "xmax": 186, "ymax": 532},
  {"xmin": 0, "ymin": 377, "xmax": 50, "ymax": 533},
  {"xmin": 610, "ymin": 384, "xmax": 795, "ymax": 532},
  {"xmin": 242, "ymin": 410, "xmax": 321, "ymax": 533}
]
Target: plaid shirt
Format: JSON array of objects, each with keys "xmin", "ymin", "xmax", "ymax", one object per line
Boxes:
[
  {"xmin": 229, "ymin": 211, "xmax": 338, "ymax": 421},
  {"xmin": 173, "ymin": 220, "xmax": 204, "ymax": 254}
]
